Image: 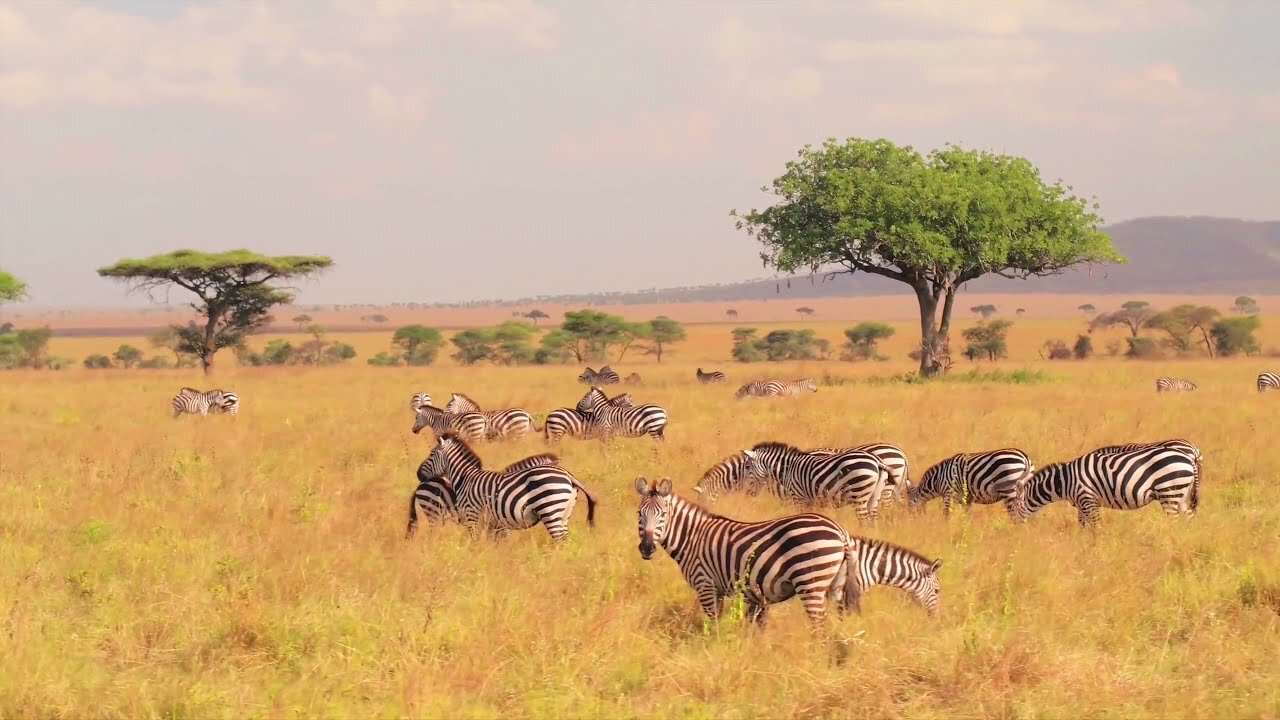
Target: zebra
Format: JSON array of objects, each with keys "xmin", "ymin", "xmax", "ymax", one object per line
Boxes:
[
  {"xmin": 908, "ymin": 449, "xmax": 1033, "ymax": 520},
  {"xmin": 1258, "ymin": 372, "xmax": 1279, "ymax": 392},
  {"xmin": 543, "ymin": 392, "xmax": 635, "ymax": 443},
  {"xmin": 578, "ymin": 365, "xmax": 621, "ymax": 385},
  {"xmin": 623, "ymin": 372, "xmax": 643, "ymax": 385},
  {"xmin": 696, "ymin": 367, "xmax": 727, "ymax": 384},
  {"xmin": 692, "ymin": 452, "xmax": 755, "ymax": 501},
  {"xmin": 1090, "ymin": 438, "xmax": 1202, "ymax": 510},
  {"xmin": 575, "ymin": 386, "xmax": 668, "ymax": 440},
  {"xmin": 419, "ymin": 432, "xmax": 597, "ymax": 540},
  {"xmin": 443, "ymin": 392, "xmax": 534, "ymax": 440},
  {"xmin": 407, "ymin": 452, "xmax": 563, "ymax": 539},
  {"xmin": 740, "ymin": 441, "xmax": 890, "ymax": 523},
  {"xmin": 1155, "ymin": 377, "xmax": 1197, "ymax": 393},
  {"xmin": 809, "ymin": 443, "xmax": 911, "ymax": 504},
  {"xmin": 411, "ymin": 404, "xmax": 487, "ymax": 444},
  {"xmin": 734, "ymin": 378, "xmax": 818, "ymax": 399},
  {"xmin": 171, "ymin": 387, "xmax": 235, "ymax": 418},
  {"xmin": 1016, "ymin": 445, "xmax": 1199, "ymax": 527},
  {"xmin": 635, "ymin": 476, "xmax": 941, "ymax": 627},
  {"xmin": 410, "ymin": 392, "xmax": 432, "ymax": 412}
]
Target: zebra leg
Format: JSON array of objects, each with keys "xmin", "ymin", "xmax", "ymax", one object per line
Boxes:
[
  {"xmin": 799, "ymin": 589, "xmax": 829, "ymax": 627},
  {"xmin": 1075, "ymin": 498, "xmax": 1101, "ymax": 528},
  {"xmin": 539, "ymin": 514, "xmax": 571, "ymax": 541},
  {"xmin": 745, "ymin": 599, "xmax": 768, "ymax": 627},
  {"xmin": 695, "ymin": 584, "xmax": 724, "ymax": 620},
  {"xmin": 942, "ymin": 493, "xmax": 953, "ymax": 518}
]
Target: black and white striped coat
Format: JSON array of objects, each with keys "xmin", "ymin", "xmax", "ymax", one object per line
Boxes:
[
  {"xmin": 406, "ymin": 453, "xmax": 562, "ymax": 539},
  {"xmin": 578, "ymin": 365, "xmax": 621, "ymax": 385},
  {"xmin": 575, "ymin": 387, "xmax": 668, "ymax": 440},
  {"xmin": 411, "ymin": 404, "xmax": 487, "ymax": 444},
  {"xmin": 1090, "ymin": 438, "xmax": 1202, "ymax": 509},
  {"xmin": 172, "ymin": 387, "xmax": 236, "ymax": 418},
  {"xmin": 1258, "ymin": 372, "xmax": 1279, "ymax": 393},
  {"xmin": 908, "ymin": 449, "xmax": 1033, "ymax": 520},
  {"xmin": 410, "ymin": 392, "xmax": 432, "ymax": 412},
  {"xmin": 1155, "ymin": 377, "xmax": 1197, "ymax": 393},
  {"xmin": 734, "ymin": 378, "xmax": 817, "ymax": 399},
  {"xmin": 419, "ymin": 433, "xmax": 596, "ymax": 540},
  {"xmin": 635, "ymin": 477, "xmax": 941, "ymax": 627},
  {"xmin": 696, "ymin": 367, "xmax": 727, "ymax": 384},
  {"xmin": 443, "ymin": 393, "xmax": 534, "ymax": 440},
  {"xmin": 543, "ymin": 392, "xmax": 635, "ymax": 442},
  {"xmin": 1017, "ymin": 445, "xmax": 1199, "ymax": 527},
  {"xmin": 741, "ymin": 441, "xmax": 889, "ymax": 523},
  {"xmin": 809, "ymin": 443, "xmax": 911, "ymax": 504}
]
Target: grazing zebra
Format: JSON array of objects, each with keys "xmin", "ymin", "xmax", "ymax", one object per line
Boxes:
[
  {"xmin": 635, "ymin": 477, "xmax": 941, "ymax": 627},
  {"xmin": 443, "ymin": 393, "xmax": 534, "ymax": 440},
  {"xmin": 908, "ymin": 449, "xmax": 1033, "ymax": 520},
  {"xmin": 410, "ymin": 392, "xmax": 432, "ymax": 412},
  {"xmin": 410, "ymin": 404, "xmax": 487, "ymax": 444},
  {"xmin": 407, "ymin": 452, "xmax": 563, "ymax": 539},
  {"xmin": 692, "ymin": 452, "xmax": 755, "ymax": 501},
  {"xmin": 623, "ymin": 372, "xmax": 643, "ymax": 385},
  {"xmin": 1091, "ymin": 438, "xmax": 1202, "ymax": 508},
  {"xmin": 577, "ymin": 365, "xmax": 621, "ymax": 385},
  {"xmin": 575, "ymin": 387, "xmax": 668, "ymax": 440},
  {"xmin": 741, "ymin": 441, "xmax": 889, "ymax": 523},
  {"xmin": 734, "ymin": 378, "xmax": 818, "ymax": 399},
  {"xmin": 1258, "ymin": 372, "xmax": 1279, "ymax": 392},
  {"xmin": 1155, "ymin": 377, "xmax": 1197, "ymax": 393},
  {"xmin": 1016, "ymin": 445, "xmax": 1198, "ymax": 527},
  {"xmin": 696, "ymin": 367, "xmax": 727, "ymax": 384},
  {"xmin": 419, "ymin": 433, "xmax": 596, "ymax": 540},
  {"xmin": 810, "ymin": 443, "xmax": 911, "ymax": 504},
  {"xmin": 543, "ymin": 392, "xmax": 635, "ymax": 443},
  {"xmin": 171, "ymin": 387, "xmax": 235, "ymax": 418}
]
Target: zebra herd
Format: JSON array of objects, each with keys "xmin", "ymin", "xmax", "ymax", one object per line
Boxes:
[{"xmin": 1156, "ymin": 372, "xmax": 1280, "ymax": 393}]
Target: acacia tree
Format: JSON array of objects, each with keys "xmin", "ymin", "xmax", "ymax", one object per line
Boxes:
[
  {"xmin": 0, "ymin": 268, "xmax": 28, "ymax": 306},
  {"xmin": 731, "ymin": 138, "xmax": 1121, "ymax": 376},
  {"xmin": 98, "ymin": 250, "xmax": 333, "ymax": 375}
]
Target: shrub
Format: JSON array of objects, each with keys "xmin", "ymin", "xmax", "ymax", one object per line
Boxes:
[
  {"xmin": 1125, "ymin": 337, "xmax": 1161, "ymax": 359},
  {"xmin": 962, "ymin": 320, "xmax": 1012, "ymax": 361},
  {"xmin": 1041, "ymin": 340, "xmax": 1071, "ymax": 360},
  {"xmin": 1072, "ymin": 334, "xmax": 1094, "ymax": 359},
  {"xmin": 83, "ymin": 354, "xmax": 113, "ymax": 369},
  {"xmin": 842, "ymin": 322, "xmax": 895, "ymax": 361},
  {"xmin": 1211, "ymin": 316, "xmax": 1261, "ymax": 357}
]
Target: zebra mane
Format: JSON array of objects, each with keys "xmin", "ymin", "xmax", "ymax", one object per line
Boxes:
[
  {"xmin": 750, "ymin": 440, "xmax": 803, "ymax": 454},
  {"xmin": 600, "ymin": 365, "xmax": 614, "ymax": 373},
  {"xmin": 437, "ymin": 432, "xmax": 483, "ymax": 469},
  {"xmin": 452, "ymin": 392, "xmax": 480, "ymax": 406},
  {"xmin": 861, "ymin": 537, "xmax": 938, "ymax": 570}
]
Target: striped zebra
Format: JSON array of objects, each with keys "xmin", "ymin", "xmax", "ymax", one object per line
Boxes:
[
  {"xmin": 442, "ymin": 392, "xmax": 534, "ymax": 440},
  {"xmin": 407, "ymin": 452, "xmax": 562, "ymax": 539},
  {"xmin": 578, "ymin": 365, "xmax": 621, "ymax": 385},
  {"xmin": 635, "ymin": 477, "xmax": 941, "ymax": 627},
  {"xmin": 419, "ymin": 433, "xmax": 596, "ymax": 540},
  {"xmin": 908, "ymin": 449, "xmax": 1033, "ymax": 520},
  {"xmin": 734, "ymin": 378, "xmax": 818, "ymax": 399},
  {"xmin": 1016, "ymin": 445, "xmax": 1199, "ymax": 527},
  {"xmin": 740, "ymin": 441, "xmax": 889, "ymax": 523},
  {"xmin": 809, "ymin": 443, "xmax": 911, "ymax": 504},
  {"xmin": 411, "ymin": 404, "xmax": 487, "ymax": 444},
  {"xmin": 1091, "ymin": 438, "xmax": 1202, "ymax": 508},
  {"xmin": 543, "ymin": 392, "xmax": 635, "ymax": 443},
  {"xmin": 171, "ymin": 387, "xmax": 236, "ymax": 418},
  {"xmin": 575, "ymin": 387, "xmax": 668, "ymax": 440},
  {"xmin": 410, "ymin": 392, "xmax": 432, "ymax": 412},
  {"xmin": 1258, "ymin": 372, "xmax": 1279, "ymax": 392},
  {"xmin": 696, "ymin": 367, "xmax": 727, "ymax": 384},
  {"xmin": 1155, "ymin": 377, "xmax": 1197, "ymax": 393}
]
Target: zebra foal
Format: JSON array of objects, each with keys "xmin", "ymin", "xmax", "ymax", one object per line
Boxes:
[
  {"xmin": 1155, "ymin": 377, "xmax": 1197, "ymax": 393},
  {"xmin": 636, "ymin": 477, "xmax": 941, "ymax": 628},
  {"xmin": 696, "ymin": 367, "xmax": 727, "ymax": 384}
]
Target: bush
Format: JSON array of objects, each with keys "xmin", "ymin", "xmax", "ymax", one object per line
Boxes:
[
  {"xmin": 367, "ymin": 351, "xmax": 402, "ymax": 367},
  {"xmin": 113, "ymin": 344, "xmax": 143, "ymax": 369},
  {"xmin": 1125, "ymin": 337, "xmax": 1161, "ymax": 359},
  {"xmin": 842, "ymin": 322, "xmax": 895, "ymax": 361},
  {"xmin": 1041, "ymin": 340, "xmax": 1071, "ymax": 360},
  {"xmin": 83, "ymin": 354, "xmax": 113, "ymax": 369},
  {"xmin": 139, "ymin": 356, "xmax": 174, "ymax": 369},
  {"xmin": 962, "ymin": 320, "xmax": 1012, "ymax": 361},
  {"xmin": 1072, "ymin": 334, "xmax": 1094, "ymax": 359},
  {"xmin": 731, "ymin": 327, "xmax": 829, "ymax": 362},
  {"xmin": 1211, "ymin": 316, "xmax": 1261, "ymax": 357}
]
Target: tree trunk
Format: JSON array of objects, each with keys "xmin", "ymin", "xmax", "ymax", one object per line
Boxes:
[
  {"xmin": 656, "ymin": 343, "xmax": 664, "ymax": 363},
  {"xmin": 202, "ymin": 316, "xmax": 217, "ymax": 376},
  {"xmin": 914, "ymin": 284, "xmax": 958, "ymax": 378}
]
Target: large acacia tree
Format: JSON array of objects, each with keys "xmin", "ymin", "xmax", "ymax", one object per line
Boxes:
[
  {"xmin": 98, "ymin": 250, "xmax": 333, "ymax": 375},
  {"xmin": 732, "ymin": 138, "xmax": 1122, "ymax": 376}
]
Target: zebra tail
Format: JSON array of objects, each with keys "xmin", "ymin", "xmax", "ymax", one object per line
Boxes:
[
  {"xmin": 573, "ymin": 479, "xmax": 598, "ymax": 527},
  {"xmin": 841, "ymin": 540, "xmax": 860, "ymax": 614},
  {"xmin": 405, "ymin": 490, "xmax": 420, "ymax": 540},
  {"xmin": 1191, "ymin": 456, "xmax": 1202, "ymax": 512}
]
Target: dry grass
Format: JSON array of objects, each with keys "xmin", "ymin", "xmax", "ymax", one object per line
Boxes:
[{"xmin": 5, "ymin": 319, "xmax": 1280, "ymax": 718}]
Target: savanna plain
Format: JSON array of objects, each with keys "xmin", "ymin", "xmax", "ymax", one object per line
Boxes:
[{"xmin": 3, "ymin": 318, "xmax": 1279, "ymax": 719}]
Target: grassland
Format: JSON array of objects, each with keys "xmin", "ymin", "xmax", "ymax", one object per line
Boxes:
[{"xmin": 4, "ymin": 318, "xmax": 1280, "ymax": 718}]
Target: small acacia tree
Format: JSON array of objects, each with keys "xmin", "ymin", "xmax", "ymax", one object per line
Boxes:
[
  {"xmin": 1233, "ymin": 296, "xmax": 1260, "ymax": 315},
  {"xmin": 970, "ymin": 304, "xmax": 998, "ymax": 319},
  {"xmin": 1090, "ymin": 300, "xmax": 1155, "ymax": 339},
  {"xmin": 97, "ymin": 250, "xmax": 332, "ymax": 375},
  {"xmin": 392, "ymin": 325, "xmax": 445, "ymax": 366},
  {"xmin": 796, "ymin": 306, "xmax": 815, "ymax": 317},
  {"xmin": 842, "ymin": 322, "xmax": 895, "ymax": 361},
  {"xmin": 1147, "ymin": 304, "xmax": 1220, "ymax": 356},
  {"xmin": 292, "ymin": 314, "xmax": 313, "ymax": 331},
  {"xmin": 962, "ymin": 319, "xmax": 1013, "ymax": 361},
  {"xmin": 0, "ymin": 269, "xmax": 28, "ymax": 306},
  {"xmin": 732, "ymin": 138, "xmax": 1120, "ymax": 377},
  {"xmin": 1078, "ymin": 303, "xmax": 1096, "ymax": 315},
  {"xmin": 643, "ymin": 316, "xmax": 686, "ymax": 363},
  {"xmin": 523, "ymin": 309, "xmax": 550, "ymax": 325}
]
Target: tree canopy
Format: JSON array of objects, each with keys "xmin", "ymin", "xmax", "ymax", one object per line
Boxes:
[
  {"xmin": 731, "ymin": 137, "xmax": 1122, "ymax": 376},
  {"xmin": 0, "ymin": 269, "xmax": 28, "ymax": 305},
  {"xmin": 97, "ymin": 249, "xmax": 332, "ymax": 375}
]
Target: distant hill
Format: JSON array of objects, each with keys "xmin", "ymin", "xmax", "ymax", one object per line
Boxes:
[{"xmin": 397, "ymin": 216, "xmax": 1278, "ymax": 309}]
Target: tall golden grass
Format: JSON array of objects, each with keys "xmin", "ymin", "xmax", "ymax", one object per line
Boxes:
[{"xmin": 4, "ymin": 319, "xmax": 1279, "ymax": 717}]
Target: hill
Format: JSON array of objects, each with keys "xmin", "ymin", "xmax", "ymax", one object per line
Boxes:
[{"xmin": 442, "ymin": 216, "xmax": 1280, "ymax": 308}]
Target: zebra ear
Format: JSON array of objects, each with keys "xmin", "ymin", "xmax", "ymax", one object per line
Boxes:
[
  {"xmin": 742, "ymin": 449, "xmax": 756, "ymax": 459},
  {"xmin": 634, "ymin": 477, "xmax": 649, "ymax": 496},
  {"xmin": 656, "ymin": 478, "xmax": 673, "ymax": 496},
  {"xmin": 692, "ymin": 485, "xmax": 704, "ymax": 494},
  {"xmin": 929, "ymin": 558, "xmax": 943, "ymax": 574}
]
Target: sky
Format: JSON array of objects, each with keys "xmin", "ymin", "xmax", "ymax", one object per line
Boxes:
[{"xmin": 2, "ymin": 0, "xmax": 1277, "ymax": 308}]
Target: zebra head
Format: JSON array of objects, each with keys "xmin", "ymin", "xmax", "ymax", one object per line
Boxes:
[
  {"xmin": 608, "ymin": 392, "xmax": 636, "ymax": 408},
  {"xmin": 423, "ymin": 432, "xmax": 483, "ymax": 479},
  {"xmin": 411, "ymin": 404, "xmax": 441, "ymax": 434},
  {"xmin": 798, "ymin": 378, "xmax": 818, "ymax": 393},
  {"xmin": 575, "ymin": 387, "xmax": 609, "ymax": 414},
  {"xmin": 444, "ymin": 392, "xmax": 481, "ymax": 414},
  {"xmin": 911, "ymin": 558, "xmax": 944, "ymax": 616},
  {"xmin": 739, "ymin": 448, "xmax": 774, "ymax": 495},
  {"xmin": 908, "ymin": 457, "xmax": 960, "ymax": 512},
  {"xmin": 635, "ymin": 476, "xmax": 674, "ymax": 560},
  {"xmin": 693, "ymin": 453, "xmax": 752, "ymax": 501},
  {"xmin": 577, "ymin": 367, "xmax": 598, "ymax": 384}
]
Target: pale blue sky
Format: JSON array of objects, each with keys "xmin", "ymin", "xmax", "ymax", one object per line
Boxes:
[{"xmin": 2, "ymin": 0, "xmax": 1277, "ymax": 307}]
